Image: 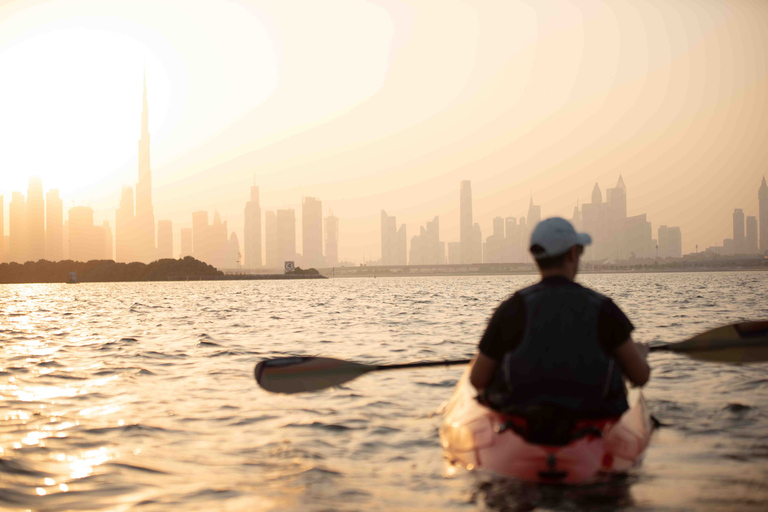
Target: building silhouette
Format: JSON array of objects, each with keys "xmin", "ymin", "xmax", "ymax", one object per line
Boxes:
[
  {"xmin": 265, "ymin": 211, "xmax": 278, "ymax": 268},
  {"xmin": 115, "ymin": 71, "xmax": 156, "ymax": 263},
  {"xmin": 527, "ymin": 197, "xmax": 541, "ymax": 230},
  {"xmin": 277, "ymin": 209, "xmax": 296, "ymax": 267},
  {"xmin": 302, "ymin": 197, "xmax": 324, "ymax": 268},
  {"xmin": 157, "ymin": 220, "xmax": 173, "ymax": 259},
  {"xmin": 380, "ymin": 210, "xmax": 406, "ymax": 265},
  {"xmin": 180, "ymin": 228, "xmax": 192, "ymax": 258},
  {"xmin": 191, "ymin": 210, "xmax": 230, "ymax": 268},
  {"xmin": 9, "ymin": 191, "xmax": 26, "ymax": 263},
  {"xmin": 409, "ymin": 216, "xmax": 444, "ymax": 265},
  {"xmin": 115, "ymin": 186, "xmax": 137, "ymax": 263},
  {"xmin": 484, "ymin": 216, "xmax": 505, "ymax": 263},
  {"xmin": 759, "ymin": 176, "xmax": 768, "ymax": 254},
  {"xmin": 26, "ymin": 177, "xmax": 45, "ymax": 261},
  {"xmin": 746, "ymin": 216, "xmax": 758, "ymax": 254},
  {"xmin": 244, "ymin": 185, "xmax": 262, "ymax": 269},
  {"xmin": 733, "ymin": 208, "xmax": 746, "ymax": 254},
  {"xmin": 325, "ymin": 211, "xmax": 339, "ymax": 267},
  {"xmin": 658, "ymin": 226, "xmax": 682, "ymax": 259},
  {"xmin": 460, "ymin": 181, "xmax": 473, "ymax": 264},
  {"xmin": 68, "ymin": 206, "xmax": 105, "ymax": 261},
  {"xmin": 46, "ymin": 189, "xmax": 63, "ymax": 261},
  {"xmin": 226, "ymin": 232, "xmax": 241, "ymax": 268},
  {"xmin": 472, "ymin": 223, "xmax": 483, "ymax": 263},
  {"xmin": 447, "ymin": 242, "xmax": 460, "ymax": 264}
]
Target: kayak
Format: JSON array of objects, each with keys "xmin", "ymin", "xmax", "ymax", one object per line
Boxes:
[{"xmin": 439, "ymin": 370, "xmax": 654, "ymax": 484}]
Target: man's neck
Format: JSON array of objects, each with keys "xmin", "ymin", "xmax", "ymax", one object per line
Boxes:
[{"xmin": 540, "ymin": 268, "xmax": 574, "ymax": 281}]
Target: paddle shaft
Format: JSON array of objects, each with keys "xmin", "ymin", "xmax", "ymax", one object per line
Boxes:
[{"xmin": 376, "ymin": 359, "xmax": 472, "ymax": 371}]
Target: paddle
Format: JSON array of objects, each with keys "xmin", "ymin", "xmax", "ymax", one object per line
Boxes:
[{"xmin": 255, "ymin": 321, "xmax": 768, "ymax": 394}]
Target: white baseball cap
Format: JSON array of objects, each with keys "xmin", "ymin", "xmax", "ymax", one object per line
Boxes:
[{"xmin": 529, "ymin": 217, "xmax": 592, "ymax": 259}]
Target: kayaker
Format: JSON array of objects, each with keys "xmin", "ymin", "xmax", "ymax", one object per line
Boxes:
[{"xmin": 469, "ymin": 217, "xmax": 650, "ymax": 422}]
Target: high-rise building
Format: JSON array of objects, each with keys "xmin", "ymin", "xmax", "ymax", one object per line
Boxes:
[
  {"xmin": 471, "ymin": 223, "xmax": 483, "ymax": 263},
  {"xmin": 527, "ymin": 197, "xmax": 541, "ymax": 230},
  {"xmin": 759, "ymin": 176, "xmax": 768, "ymax": 254},
  {"xmin": 324, "ymin": 211, "xmax": 339, "ymax": 267},
  {"xmin": 180, "ymin": 228, "xmax": 192, "ymax": 258},
  {"xmin": 302, "ymin": 197, "xmax": 323, "ymax": 268},
  {"xmin": 68, "ymin": 206, "xmax": 104, "ymax": 262},
  {"xmin": 381, "ymin": 210, "xmax": 406, "ymax": 265},
  {"xmin": 46, "ymin": 189, "xmax": 63, "ymax": 261},
  {"xmin": 658, "ymin": 225, "xmax": 682, "ymax": 259},
  {"xmin": 276, "ymin": 209, "xmax": 296, "ymax": 267},
  {"xmin": 409, "ymin": 216, "xmax": 444, "ymax": 265},
  {"xmin": 135, "ymin": 70, "xmax": 156, "ymax": 262},
  {"xmin": 746, "ymin": 216, "xmax": 758, "ymax": 255},
  {"xmin": 157, "ymin": 220, "xmax": 173, "ymax": 259},
  {"xmin": 115, "ymin": 186, "xmax": 135, "ymax": 263},
  {"xmin": 265, "ymin": 211, "xmax": 278, "ymax": 268},
  {"xmin": 26, "ymin": 177, "xmax": 45, "ymax": 261},
  {"xmin": 733, "ymin": 209, "xmax": 746, "ymax": 254},
  {"xmin": 192, "ymin": 210, "xmax": 208, "ymax": 262},
  {"xmin": 484, "ymin": 216, "xmax": 505, "ymax": 263},
  {"xmin": 9, "ymin": 191, "xmax": 26, "ymax": 263},
  {"xmin": 102, "ymin": 220, "xmax": 113, "ymax": 260},
  {"xmin": 460, "ymin": 181, "xmax": 473, "ymax": 264},
  {"xmin": 226, "ymin": 233, "xmax": 241, "ymax": 268},
  {"xmin": 244, "ymin": 185, "xmax": 262, "ymax": 269}
]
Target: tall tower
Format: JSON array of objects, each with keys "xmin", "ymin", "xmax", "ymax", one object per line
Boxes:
[
  {"xmin": 760, "ymin": 176, "xmax": 768, "ymax": 254},
  {"xmin": 460, "ymin": 181, "xmax": 473, "ymax": 263},
  {"xmin": 244, "ymin": 185, "xmax": 262, "ymax": 269},
  {"xmin": 135, "ymin": 69, "xmax": 156, "ymax": 262},
  {"xmin": 26, "ymin": 176, "xmax": 45, "ymax": 261},
  {"xmin": 733, "ymin": 208, "xmax": 745, "ymax": 254}
]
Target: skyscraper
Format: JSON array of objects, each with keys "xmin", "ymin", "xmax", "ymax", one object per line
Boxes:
[
  {"xmin": 192, "ymin": 210, "xmax": 209, "ymax": 263},
  {"xmin": 381, "ymin": 210, "xmax": 406, "ymax": 265},
  {"xmin": 46, "ymin": 189, "xmax": 63, "ymax": 261},
  {"xmin": 115, "ymin": 186, "xmax": 135, "ymax": 263},
  {"xmin": 409, "ymin": 216, "xmax": 444, "ymax": 265},
  {"xmin": 658, "ymin": 226, "xmax": 682, "ymax": 259},
  {"xmin": 26, "ymin": 177, "xmax": 45, "ymax": 261},
  {"xmin": 68, "ymin": 206, "xmax": 103, "ymax": 262},
  {"xmin": 157, "ymin": 220, "xmax": 173, "ymax": 259},
  {"xmin": 265, "ymin": 211, "xmax": 278, "ymax": 268},
  {"xmin": 733, "ymin": 208, "xmax": 745, "ymax": 254},
  {"xmin": 324, "ymin": 211, "xmax": 339, "ymax": 267},
  {"xmin": 302, "ymin": 197, "xmax": 323, "ymax": 268},
  {"xmin": 460, "ymin": 181, "xmax": 473, "ymax": 264},
  {"xmin": 244, "ymin": 185, "xmax": 262, "ymax": 269},
  {"xmin": 527, "ymin": 197, "xmax": 541, "ymax": 229},
  {"xmin": 135, "ymin": 70, "xmax": 156, "ymax": 262},
  {"xmin": 9, "ymin": 191, "xmax": 26, "ymax": 263},
  {"xmin": 760, "ymin": 176, "xmax": 768, "ymax": 254},
  {"xmin": 746, "ymin": 216, "xmax": 758, "ymax": 255},
  {"xmin": 276, "ymin": 209, "xmax": 296, "ymax": 267}
]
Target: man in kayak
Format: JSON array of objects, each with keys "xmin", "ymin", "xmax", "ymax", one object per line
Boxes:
[{"xmin": 469, "ymin": 217, "xmax": 650, "ymax": 423}]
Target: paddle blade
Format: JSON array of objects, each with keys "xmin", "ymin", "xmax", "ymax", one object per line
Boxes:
[
  {"xmin": 255, "ymin": 356, "xmax": 374, "ymax": 394},
  {"xmin": 658, "ymin": 321, "xmax": 768, "ymax": 363}
]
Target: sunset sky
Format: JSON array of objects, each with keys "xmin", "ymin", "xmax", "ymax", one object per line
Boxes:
[{"xmin": 1, "ymin": 0, "xmax": 766, "ymax": 261}]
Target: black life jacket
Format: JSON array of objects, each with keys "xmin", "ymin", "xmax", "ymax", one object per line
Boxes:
[{"xmin": 485, "ymin": 281, "xmax": 628, "ymax": 419}]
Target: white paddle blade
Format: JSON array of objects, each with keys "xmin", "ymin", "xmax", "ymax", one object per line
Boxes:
[{"xmin": 255, "ymin": 357, "xmax": 374, "ymax": 394}]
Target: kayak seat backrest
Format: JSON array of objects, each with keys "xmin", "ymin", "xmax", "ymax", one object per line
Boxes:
[{"xmin": 495, "ymin": 405, "xmax": 612, "ymax": 446}]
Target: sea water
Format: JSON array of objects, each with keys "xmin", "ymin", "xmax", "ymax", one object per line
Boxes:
[{"xmin": 1, "ymin": 272, "xmax": 767, "ymax": 511}]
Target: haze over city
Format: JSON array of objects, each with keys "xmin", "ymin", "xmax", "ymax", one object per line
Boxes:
[{"xmin": 1, "ymin": 0, "xmax": 767, "ymax": 264}]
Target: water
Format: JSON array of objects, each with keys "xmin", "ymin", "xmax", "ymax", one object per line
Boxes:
[{"xmin": 1, "ymin": 272, "xmax": 767, "ymax": 511}]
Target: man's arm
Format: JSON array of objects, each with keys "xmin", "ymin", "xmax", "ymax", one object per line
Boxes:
[
  {"xmin": 614, "ymin": 337, "xmax": 650, "ymax": 387},
  {"xmin": 469, "ymin": 352, "xmax": 499, "ymax": 390}
]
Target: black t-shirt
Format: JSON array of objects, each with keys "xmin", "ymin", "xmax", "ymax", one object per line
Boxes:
[{"xmin": 479, "ymin": 276, "xmax": 634, "ymax": 361}]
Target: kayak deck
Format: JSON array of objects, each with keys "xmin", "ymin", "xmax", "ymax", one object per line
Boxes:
[{"xmin": 439, "ymin": 371, "xmax": 653, "ymax": 484}]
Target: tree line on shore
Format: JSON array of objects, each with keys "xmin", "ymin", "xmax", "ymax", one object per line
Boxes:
[{"xmin": 0, "ymin": 256, "xmax": 223, "ymax": 284}]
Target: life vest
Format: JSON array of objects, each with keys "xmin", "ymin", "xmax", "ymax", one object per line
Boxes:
[{"xmin": 486, "ymin": 282, "xmax": 628, "ymax": 419}]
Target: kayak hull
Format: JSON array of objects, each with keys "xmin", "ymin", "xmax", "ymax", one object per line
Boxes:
[{"xmin": 439, "ymin": 371, "xmax": 653, "ymax": 484}]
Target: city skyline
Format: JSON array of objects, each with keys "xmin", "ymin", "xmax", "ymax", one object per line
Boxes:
[{"xmin": 2, "ymin": 0, "xmax": 768, "ymax": 263}]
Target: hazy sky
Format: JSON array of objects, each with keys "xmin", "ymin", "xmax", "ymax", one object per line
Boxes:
[{"xmin": 1, "ymin": 0, "xmax": 766, "ymax": 261}]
